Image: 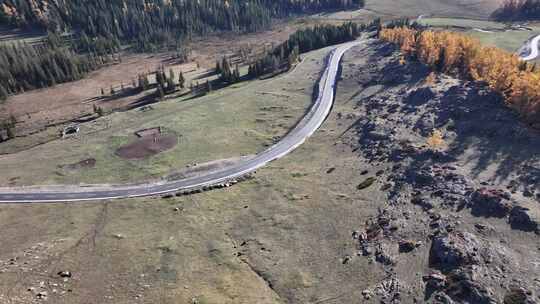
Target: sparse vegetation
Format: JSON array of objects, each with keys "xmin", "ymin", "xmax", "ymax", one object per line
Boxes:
[
  {"xmin": 380, "ymin": 27, "xmax": 540, "ymax": 125},
  {"xmin": 93, "ymin": 104, "xmax": 104, "ymax": 117},
  {"xmin": 0, "ymin": 114, "xmax": 16, "ymax": 141}
]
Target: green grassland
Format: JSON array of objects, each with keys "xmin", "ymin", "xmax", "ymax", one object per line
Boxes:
[
  {"xmin": 467, "ymin": 27, "xmax": 540, "ymax": 52},
  {"xmin": 418, "ymin": 17, "xmax": 540, "ymax": 54},
  {"xmin": 363, "ymin": 0, "xmax": 500, "ymax": 19},
  {"xmin": 0, "ymin": 46, "xmax": 334, "ymax": 187},
  {"xmin": 417, "ymin": 17, "xmax": 506, "ymax": 30}
]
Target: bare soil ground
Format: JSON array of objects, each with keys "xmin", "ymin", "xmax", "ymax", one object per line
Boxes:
[{"xmin": 115, "ymin": 135, "xmax": 178, "ymax": 160}]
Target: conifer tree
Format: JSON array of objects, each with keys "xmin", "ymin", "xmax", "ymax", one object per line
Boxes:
[
  {"xmin": 0, "ymin": 84, "xmax": 8, "ymax": 101},
  {"xmin": 178, "ymin": 72, "xmax": 185, "ymax": 89},
  {"xmin": 157, "ymin": 86, "xmax": 165, "ymax": 100}
]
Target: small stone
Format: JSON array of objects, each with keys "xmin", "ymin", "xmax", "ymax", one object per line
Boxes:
[
  {"xmin": 58, "ymin": 271, "xmax": 72, "ymax": 278},
  {"xmin": 422, "ymin": 271, "xmax": 446, "ymax": 290},
  {"xmin": 411, "ymin": 195, "xmax": 434, "ymax": 211},
  {"xmin": 475, "ymin": 223, "xmax": 487, "ymax": 230},
  {"xmin": 362, "ymin": 289, "xmax": 372, "ymax": 300},
  {"xmin": 398, "ymin": 240, "xmax": 418, "ymax": 253},
  {"xmin": 36, "ymin": 291, "xmax": 48, "ymax": 299}
]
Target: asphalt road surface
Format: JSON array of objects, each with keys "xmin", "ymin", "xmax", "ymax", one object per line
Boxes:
[
  {"xmin": 0, "ymin": 41, "xmax": 361, "ymax": 203},
  {"xmin": 519, "ymin": 34, "xmax": 540, "ymax": 61}
]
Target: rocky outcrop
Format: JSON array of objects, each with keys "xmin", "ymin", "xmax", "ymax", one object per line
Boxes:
[
  {"xmin": 430, "ymin": 232, "xmax": 482, "ymax": 270},
  {"xmin": 509, "ymin": 206, "xmax": 539, "ymax": 233},
  {"xmin": 469, "ymin": 188, "xmax": 513, "ymax": 218}
]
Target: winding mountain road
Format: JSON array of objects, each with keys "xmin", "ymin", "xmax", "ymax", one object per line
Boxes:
[
  {"xmin": 519, "ymin": 34, "xmax": 540, "ymax": 61},
  {"xmin": 0, "ymin": 41, "xmax": 361, "ymax": 203}
]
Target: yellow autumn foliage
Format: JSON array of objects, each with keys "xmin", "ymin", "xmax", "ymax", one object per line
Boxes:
[
  {"xmin": 426, "ymin": 129, "xmax": 445, "ymax": 150},
  {"xmin": 379, "ymin": 27, "xmax": 540, "ymax": 125}
]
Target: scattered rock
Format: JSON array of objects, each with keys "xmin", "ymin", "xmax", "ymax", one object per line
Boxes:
[
  {"xmin": 504, "ymin": 285, "xmax": 536, "ymax": 304},
  {"xmin": 361, "ymin": 289, "xmax": 372, "ymax": 300},
  {"xmin": 398, "ymin": 239, "xmax": 419, "ymax": 253},
  {"xmin": 423, "ymin": 270, "xmax": 447, "ymax": 291},
  {"xmin": 375, "ymin": 244, "xmax": 395, "ymax": 266},
  {"xmin": 36, "ymin": 291, "xmax": 48, "ymax": 300},
  {"xmin": 445, "ymin": 268, "xmax": 497, "ymax": 304},
  {"xmin": 342, "ymin": 255, "xmax": 352, "ymax": 265},
  {"xmin": 406, "ymin": 87, "xmax": 435, "ymax": 107},
  {"xmin": 357, "ymin": 177, "xmax": 376, "ymax": 190},
  {"xmin": 411, "ymin": 194, "xmax": 434, "ymax": 211},
  {"xmin": 57, "ymin": 271, "xmax": 72, "ymax": 278}
]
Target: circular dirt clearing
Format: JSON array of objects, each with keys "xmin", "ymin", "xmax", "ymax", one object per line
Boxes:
[{"xmin": 115, "ymin": 135, "xmax": 178, "ymax": 160}]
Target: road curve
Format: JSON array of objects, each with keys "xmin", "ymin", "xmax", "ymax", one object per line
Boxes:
[
  {"xmin": 519, "ymin": 34, "xmax": 540, "ymax": 61},
  {"xmin": 0, "ymin": 41, "xmax": 361, "ymax": 203}
]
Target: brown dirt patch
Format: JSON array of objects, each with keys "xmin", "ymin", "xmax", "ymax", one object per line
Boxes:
[{"xmin": 115, "ymin": 135, "xmax": 178, "ymax": 160}]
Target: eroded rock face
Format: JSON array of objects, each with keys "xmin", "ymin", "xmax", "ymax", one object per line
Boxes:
[
  {"xmin": 445, "ymin": 268, "xmax": 497, "ymax": 304},
  {"xmin": 469, "ymin": 188, "xmax": 513, "ymax": 218},
  {"xmin": 504, "ymin": 285, "xmax": 537, "ymax": 304}
]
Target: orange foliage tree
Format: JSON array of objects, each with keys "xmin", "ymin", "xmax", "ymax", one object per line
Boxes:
[{"xmin": 379, "ymin": 27, "xmax": 540, "ymax": 126}]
